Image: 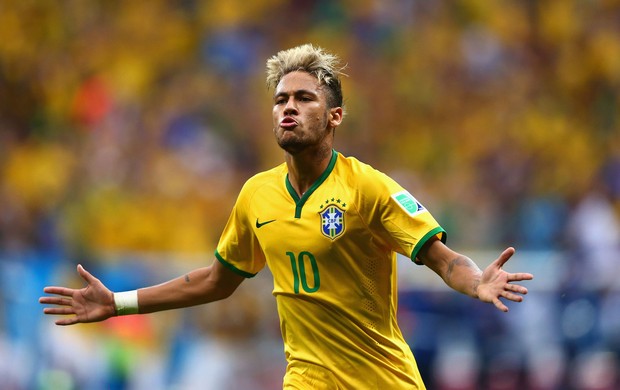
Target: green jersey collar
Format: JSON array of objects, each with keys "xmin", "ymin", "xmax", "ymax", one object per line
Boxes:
[{"xmin": 286, "ymin": 149, "xmax": 338, "ymax": 218}]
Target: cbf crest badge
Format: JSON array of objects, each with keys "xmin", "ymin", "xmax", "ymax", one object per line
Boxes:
[{"xmin": 319, "ymin": 203, "xmax": 345, "ymax": 240}]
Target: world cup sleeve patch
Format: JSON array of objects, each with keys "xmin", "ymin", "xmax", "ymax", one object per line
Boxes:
[{"xmin": 391, "ymin": 190, "xmax": 426, "ymax": 216}]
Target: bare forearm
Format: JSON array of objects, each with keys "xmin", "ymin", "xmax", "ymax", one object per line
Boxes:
[
  {"xmin": 420, "ymin": 240, "xmax": 532, "ymax": 311},
  {"xmin": 418, "ymin": 238, "xmax": 483, "ymax": 298},
  {"xmin": 137, "ymin": 266, "xmax": 232, "ymax": 314},
  {"xmin": 40, "ymin": 261, "xmax": 244, "ymax": 325},
  {"xmin": 441, "ymin": 254, "xmax": 483, "ymax": 298}
]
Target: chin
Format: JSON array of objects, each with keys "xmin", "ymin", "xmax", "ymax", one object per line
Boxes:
[
  {"xmin": 277, "ymin": 134, "xmax": 303, "ymax": 151},
  {"xmin": 278, "ymin": 142, "xmax": 304, "ymax": 154}
]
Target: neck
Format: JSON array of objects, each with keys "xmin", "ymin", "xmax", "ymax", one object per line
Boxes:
[{"xmin": 285, "ymin": 146, "xmax": 332, "ymax": 197}]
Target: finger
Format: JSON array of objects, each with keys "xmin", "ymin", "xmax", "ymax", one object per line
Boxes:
[
  {"xmin": 44, "ymin": 307, "xmax": 76, "ymax": 315},
  {"xmin": 501, "ymin": 291, "xmax": 524, "ymax": 302},
  {"xmin": 43, "ymin": 286, "xmax": 77, "ymax": 297},
  {"xmin": 508, "ymin": 273, "xmax": 534, "ymax": 282},
  {"xmin": 493, "ymin": 298, "xmax": 509, "ymax": 312},
  {"xmin": 55, "ymin": 317, "xmax": 80, "ymax": 326},
  {"xmin": 493, "ymin": 247, "xmax": 515, "ymax": 268},
  {"xmin": 39, "ymin": 296, "xmax": 73, "ymax": 306},
  {"xmin": 77, "ymin": 264, "xmax": 97, "ymax": 285},
  {"xmin": 505, "ymin": 284, "xmax": 529, "ymax": 295}
]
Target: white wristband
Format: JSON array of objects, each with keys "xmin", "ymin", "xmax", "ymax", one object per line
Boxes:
[{"xmin": 114, "ymin": 290, "xmax": 139, "ymax": 316}]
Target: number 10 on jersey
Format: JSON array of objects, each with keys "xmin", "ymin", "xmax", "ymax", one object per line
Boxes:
[{"xmin": 286, "ymin": 251, "xmax": 321, "ymax": 294}]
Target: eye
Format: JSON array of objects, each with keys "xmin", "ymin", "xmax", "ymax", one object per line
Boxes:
[{"xmin": 275, "ymin": 97, "xmax": 286, "ymax": 105}]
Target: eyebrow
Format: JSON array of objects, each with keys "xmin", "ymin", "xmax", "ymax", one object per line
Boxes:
[{"xmin": 274, "ymin": 89, "xmax": 318, "ymax": 100}]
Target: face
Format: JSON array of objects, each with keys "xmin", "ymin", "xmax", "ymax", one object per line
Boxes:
[{"xmin": 272, "ymin": 71, "xmax": 342, "ymax": 154}]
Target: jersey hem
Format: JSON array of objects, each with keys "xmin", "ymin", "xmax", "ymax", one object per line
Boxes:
[
  {"xmin": 410, "ymin": 226, "xmax": 447, "ymax": 265},
  {"xmin": 214, "ymin": 250, "xmax": 258, "ymax": 278}
]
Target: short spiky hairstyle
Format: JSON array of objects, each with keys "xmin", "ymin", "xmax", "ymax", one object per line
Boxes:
[{"xmin": 266, "ymin": 44, "xmax": 346, "ymax": 112}]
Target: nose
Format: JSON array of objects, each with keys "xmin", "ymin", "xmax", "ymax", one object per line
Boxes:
[{"xmin": 284, "ymin": 98, "xmax": 298, "ymax": 115}]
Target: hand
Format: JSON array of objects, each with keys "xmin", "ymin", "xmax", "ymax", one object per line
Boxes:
[
  {"xmin": 476, "ymin": 247, "xmax": 534, "ymax": 312},
  {"xmin": 39, "ymin": 264, "xmax": 116, "ymax": 325}
]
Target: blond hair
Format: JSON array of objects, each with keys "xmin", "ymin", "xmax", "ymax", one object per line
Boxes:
[{"xmin": 266, "ymin": 44, "xmax": 346, "ymax": 110}]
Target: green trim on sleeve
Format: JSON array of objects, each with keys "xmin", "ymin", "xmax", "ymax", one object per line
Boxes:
[
  {"xmin": 214, "ymin": 250, "xmax": 258, "ymax": 278},
  {"xmin": 410, "ymin": 227, "xmax": 447, "ymax": 265}
]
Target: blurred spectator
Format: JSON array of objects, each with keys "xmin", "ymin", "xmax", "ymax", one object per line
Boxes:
[{"xmin": 566, "ymin": 178, "xmax": 620, "ymax": 291}]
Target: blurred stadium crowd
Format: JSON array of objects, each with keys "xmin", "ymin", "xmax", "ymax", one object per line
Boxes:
[{"xmin": 1, "ymin": 1, "xmax": 620, "ymax": 389}]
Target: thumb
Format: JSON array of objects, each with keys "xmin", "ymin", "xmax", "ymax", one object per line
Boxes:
[
  {"xmin": 77, "ymin": 264, "xmax": 97, "ymax": 285},
  {"xmin": 493, "ymin": 247, "xmax": 515, "ymax": 268}
]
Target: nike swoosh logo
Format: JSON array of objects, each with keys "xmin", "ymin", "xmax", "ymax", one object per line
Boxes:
[{"xmin": 256, "ymin": 218, "xmax": 276, "ymax": 228}]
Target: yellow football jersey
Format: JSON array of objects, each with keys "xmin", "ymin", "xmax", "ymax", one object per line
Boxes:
[{"xmin": 216, "ymin": 150, "xmax": 446, "ymax": 389}]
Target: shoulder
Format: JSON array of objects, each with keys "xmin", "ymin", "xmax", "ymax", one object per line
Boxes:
[
  {"xmin": 238, "ymin": 163, "xmax": 287, "ymax": 198},
  {"xmin": 335, "ymin": 152, "xmax": 400, "ymax": 194},
  {"xmin": 336, "ymin": 153, "xmax": 378, "ymax": 178}
]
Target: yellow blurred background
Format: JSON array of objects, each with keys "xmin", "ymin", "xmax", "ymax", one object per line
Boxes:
[{"xmin": 1, "ymin": 1, "xmax": 619, "ymax": 389}]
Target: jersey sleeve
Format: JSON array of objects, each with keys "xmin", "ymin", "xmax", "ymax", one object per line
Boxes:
[
  {"xmin": 215, "ymin": 181, "xmax": 266, "ymax": 278},
  {"xmin": 358, "ymin": 169, "xmax": 446, "ymax": 264}
]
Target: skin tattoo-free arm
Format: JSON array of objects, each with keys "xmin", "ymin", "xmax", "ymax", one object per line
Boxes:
[{"xmin": 39, "ymin": 260, "xmax": 245, "ymax": 325}]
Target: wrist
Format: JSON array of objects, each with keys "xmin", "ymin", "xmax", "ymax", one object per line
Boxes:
[
  {"xmin": 114, "ymin": 290, "xmax": 139, "ymax": 316},
  {"xmin": 472, "ymin": 278, "xmax": 481, "ymax": 299}
]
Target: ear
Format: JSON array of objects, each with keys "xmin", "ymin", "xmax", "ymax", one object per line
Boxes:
[{"xmin": 328, "ymin": 107, "xmax": 343, "ymax": 128}]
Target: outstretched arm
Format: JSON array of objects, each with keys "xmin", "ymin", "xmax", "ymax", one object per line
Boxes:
[
  {"xmin": 417, "ymin": 237, "xmax": 533, "ymax": 312},
  {"xmin": 39, "ymin": 260, "xmax": 245, "ymax": 326}
]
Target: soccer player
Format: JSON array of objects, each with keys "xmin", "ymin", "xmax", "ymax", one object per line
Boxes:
[{"xmin": 40, "ymin": 44, "xmax": 533, "ymax": 389}]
